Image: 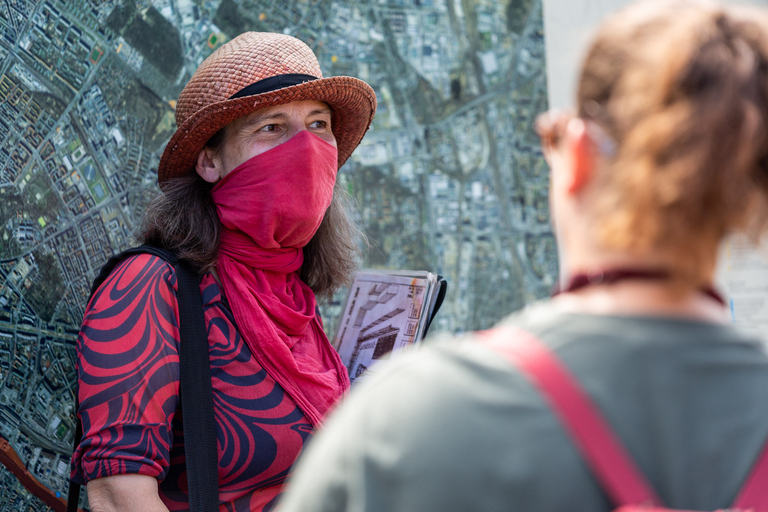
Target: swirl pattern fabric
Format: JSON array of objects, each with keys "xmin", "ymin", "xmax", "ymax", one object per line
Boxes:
[{"xmin": 71, "ymin": 254, "xmax": 313, "ymax": 511}]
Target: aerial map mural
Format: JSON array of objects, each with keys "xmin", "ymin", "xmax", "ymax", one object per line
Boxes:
[{"xmin": 0, "ymin": 0, "xmax": 554, "ymax": 508}]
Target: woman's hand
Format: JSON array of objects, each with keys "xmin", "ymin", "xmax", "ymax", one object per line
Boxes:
[{"xmin": 87, "ymin": 474, "xmax": 170, "ymax": 512}]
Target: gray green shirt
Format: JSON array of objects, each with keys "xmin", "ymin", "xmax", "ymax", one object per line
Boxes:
[{"xmin": 280, "ymin": 304, "xmax": 768, "ymax": 512}]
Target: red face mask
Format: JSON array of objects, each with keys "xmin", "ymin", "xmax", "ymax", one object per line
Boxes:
[
  {"xmin": 211, "ymin": 130, "xmax": 338, "ymax": 249},
  {"xmin": 208, "ymin": 130, "xmax": 349, "ymax": 427}
]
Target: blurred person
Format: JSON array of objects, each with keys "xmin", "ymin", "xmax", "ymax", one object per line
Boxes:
[
  {"xmin": 70, "ymin": 32, "xmax": 375, "ymax": 511},
  {"xmin": 278, "ymin": 1, "xmax": 768, "ymax": 511}
]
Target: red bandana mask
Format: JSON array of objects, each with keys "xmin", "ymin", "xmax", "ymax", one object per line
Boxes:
[
  {"xmin": 212, "ymin": 130, "xmax": 338, "ymax": 249},
  {"xmin": 210, "ymin": 131, "xmax": 350, "ymax": 427}
]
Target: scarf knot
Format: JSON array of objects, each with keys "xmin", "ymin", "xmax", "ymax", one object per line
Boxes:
[{"xmin": 219, "ymin": 229, "xmax": 303, "ymax": 274}]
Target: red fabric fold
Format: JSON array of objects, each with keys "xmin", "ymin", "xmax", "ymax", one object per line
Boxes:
[{"xmin": 211, "ymin": 132, "xmax": 350, "ymax": 426}]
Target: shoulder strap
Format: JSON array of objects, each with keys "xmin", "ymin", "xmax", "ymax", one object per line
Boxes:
[
  {"xmin": 176, "ymin": 259, "xmax": 219, "ymax": 512},
  {"xmin": 486, "ymin": 326, "xmax": 768, "ymax": 512},
  {"xmin": 730, "ymin": 434, "xmax": 768, "ymax": 510},
  {"xmin": 483, "ymin": 326, "xmax": 663, "ymax": 508},
  {"xmin": 68, "ymin": 246, "xmax": 218, "ymax": 512}
]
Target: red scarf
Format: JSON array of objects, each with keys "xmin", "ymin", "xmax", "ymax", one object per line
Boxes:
[{"xmin": 211, "ymin": 131, "xmax": 350, "ymax": 426}]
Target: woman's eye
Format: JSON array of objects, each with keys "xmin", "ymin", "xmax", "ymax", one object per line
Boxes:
[
  {"xmin": 310, "ymin": 120, "xmax": 328, "ymax": 129},
  {"xmin": 259, "ymin": 124, "xmax": 277, "ymax": 132}
]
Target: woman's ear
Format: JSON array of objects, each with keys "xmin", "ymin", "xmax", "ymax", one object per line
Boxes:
[
  {"xmin": 565, "ymin": 118, "xmax": 595, "ymax": 195},
  {"xmin": 195, "ymin": 148, "xmax": 222, "ymax": 183}
]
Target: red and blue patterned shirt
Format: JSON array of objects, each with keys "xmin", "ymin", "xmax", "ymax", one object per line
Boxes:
[{"xmin": 71, "ymin": 253, "xmax": 314, "ymax": 511}]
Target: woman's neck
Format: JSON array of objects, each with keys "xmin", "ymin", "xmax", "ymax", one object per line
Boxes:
[{"xmin": 551, "ymin": 279, "xmax": 728, "ymax": 323}]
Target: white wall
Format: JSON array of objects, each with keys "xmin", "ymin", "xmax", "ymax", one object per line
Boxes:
[{"xmin": 543, "ymin": 0, "xmax": 768, "ymax": 109}]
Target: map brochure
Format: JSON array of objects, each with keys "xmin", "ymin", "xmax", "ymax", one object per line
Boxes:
[
  {"xmin": 717, "ymin": 235, "xmax": 768, "ymax": 338},
  {"xmin": 333, "ymin": 270, "xmax": 447, "ymax": 383}
]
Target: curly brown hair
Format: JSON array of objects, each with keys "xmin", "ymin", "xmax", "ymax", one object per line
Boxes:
[{"xmin": 577, "ymin": 0, "xmax": 768, "ymax": 284}]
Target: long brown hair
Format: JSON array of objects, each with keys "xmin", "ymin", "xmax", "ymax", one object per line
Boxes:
[
  {"xmin": 141, "ymin": 133, "xmax": 366, "ymax": 299},
  {"xmin": 577, "ymin": 0, "xmax": 768, "ymax": 285}
]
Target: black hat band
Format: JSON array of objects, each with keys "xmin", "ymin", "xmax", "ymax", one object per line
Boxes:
[{"xmin": 229, "ymin": 74, "xmax": 319, "ymax": 99}]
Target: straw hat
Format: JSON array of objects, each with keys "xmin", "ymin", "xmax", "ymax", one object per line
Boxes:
[{"xmin": 157, "ymin": 32, "xmax": 377, "ymax": 183}]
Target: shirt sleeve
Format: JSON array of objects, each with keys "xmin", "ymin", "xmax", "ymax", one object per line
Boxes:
[{"xmin": 71, "ymin": 253, "xmax": 181, "ymax": 484}]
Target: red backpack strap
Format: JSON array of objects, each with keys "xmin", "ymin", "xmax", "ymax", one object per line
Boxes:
[
  {"xmin": 483, "ymin": 326, "xmax": 663, "ymax": 508},
  {"xmin": 732, "ymin": 439, "xmax": 768, "ymax": 511}
]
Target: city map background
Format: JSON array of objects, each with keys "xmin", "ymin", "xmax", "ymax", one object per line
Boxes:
[{"xmin": 0, "ymin": 0, "xmax": 555, "ymax": 508}]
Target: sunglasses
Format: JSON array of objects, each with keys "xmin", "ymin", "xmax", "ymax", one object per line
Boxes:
[{"xmin": 535, "ymin": 109, "xmax": 617, "ymax": 158}]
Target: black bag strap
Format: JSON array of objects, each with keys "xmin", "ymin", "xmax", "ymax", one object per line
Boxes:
[
  {"xmin": 176, "ymin": 259, "xmax": 218, "ymax": 511},
  {"xmin": 68, "ymin": 246, "xmax": 218, "ymax": 512}
]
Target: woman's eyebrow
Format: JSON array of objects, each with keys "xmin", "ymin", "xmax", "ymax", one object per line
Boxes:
[
  {"xmin": 243, "ymin": 112, "xmax": 288, "ymax": 127},
  {"xmin": 309, "ymin": 107, "xmax": 332, "ymax": 117}
]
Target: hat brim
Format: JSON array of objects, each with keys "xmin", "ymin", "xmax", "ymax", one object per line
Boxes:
[{"xmin": 158, "ymin": 76, "xmax": 376, "ymax": 183}]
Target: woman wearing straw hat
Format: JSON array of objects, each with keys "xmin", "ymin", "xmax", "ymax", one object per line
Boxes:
[
  {"xmin": 70, "ymin": 32, "xmax": 376, "ymax": 511},
  {"xmin": 279, "ymin": 1, "xmax": 768, "ymax": 511}
]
